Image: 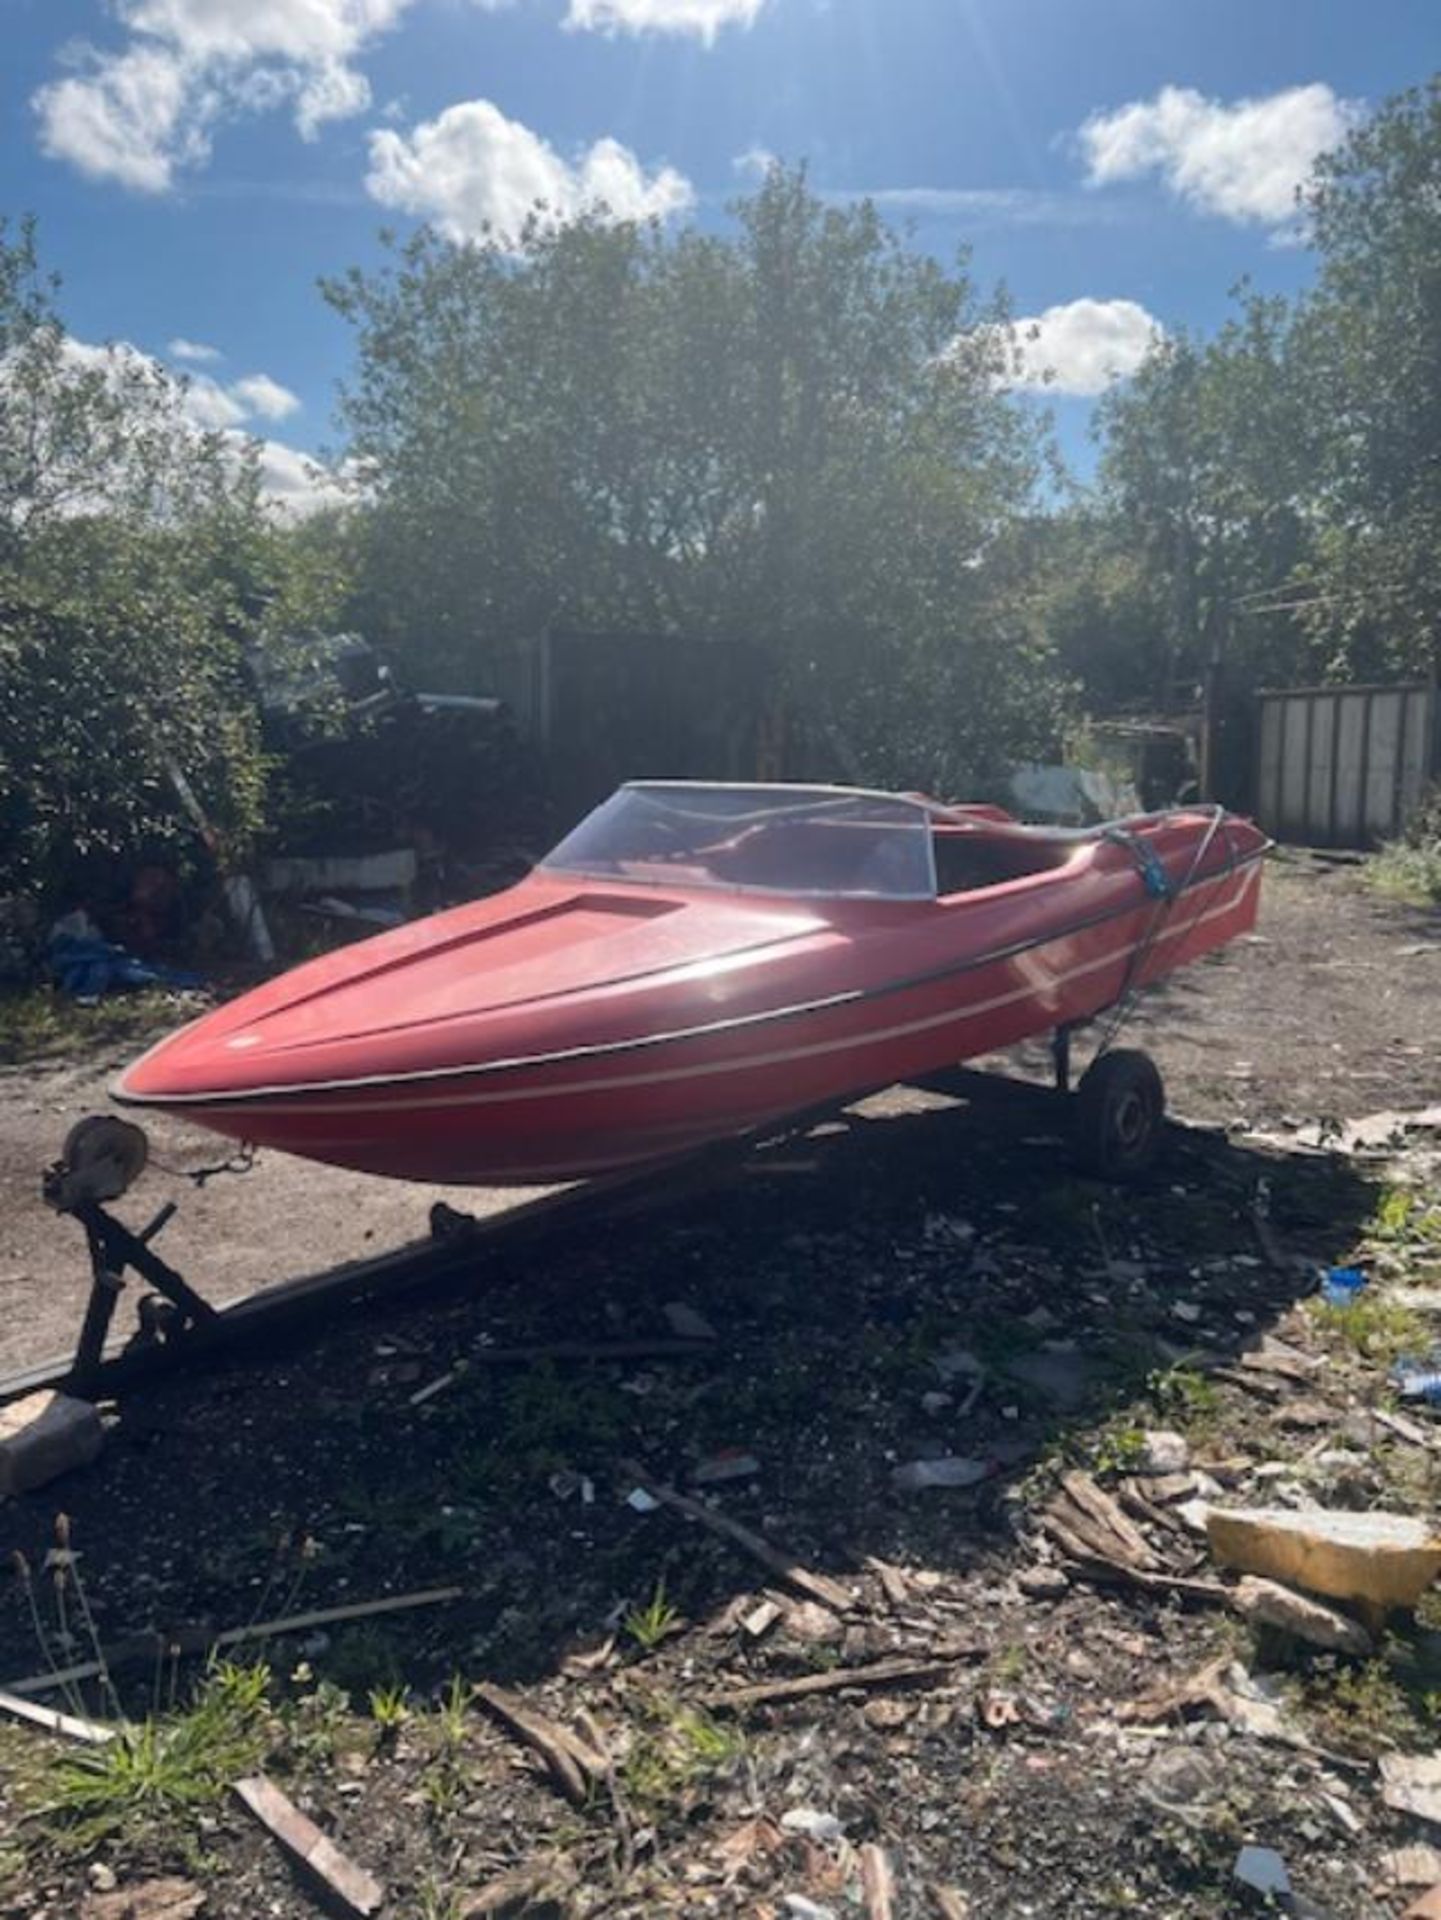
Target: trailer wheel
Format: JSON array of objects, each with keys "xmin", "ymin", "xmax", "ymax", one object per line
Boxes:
[{"xmin": 1074, "ymin": 1049, "xmax": 1165, "ymax": 1181}]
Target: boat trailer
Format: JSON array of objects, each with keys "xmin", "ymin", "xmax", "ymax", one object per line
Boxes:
[{"xmin": 5, "ymin": 1029, "xmax": 1166, "ymax": 1410}]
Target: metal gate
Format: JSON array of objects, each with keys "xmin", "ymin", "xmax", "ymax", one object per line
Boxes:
[{"xmin": 1256, "ymin": 682, "xmax": 1436, "ymax": 849}]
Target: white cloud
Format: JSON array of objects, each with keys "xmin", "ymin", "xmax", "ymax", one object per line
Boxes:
[
  {"xmin": 365, "ymin": 99, "xmax": 694, "ymax": 249},
  {"xmin": 168, "ymin": 336, "xmax": 221, "ymax": 363},
  {"xmin": 34, "ymin": 0, "xmax": 415, "ymax": 191},
  {"xmin": 36, "ymin": 45, "xmax": 204, "ymax": 193},
  {"xmin": 733, "ymin": 145, "xmax": 777, "ymax": 181},
  {"xmin": 243, "ymin": 436, "xmax": 350, "ymax": 517},
  {"xmin": 230, "ymin": 373, "xmax": 301, "ymax": 420},
  {"xmin": 1078, "ymin": 82, "xmax": 1358, "ymax": 227},
  {"xmin": 1005, "ymin": 298, "xmax": 1162, "ymax": 397},
  {"xmin": 181, "ymin": 373, "xmax": 249, "ymax": 428},
  {"xmin": 566, "ymin": 0, "xmax": 765, "ymax": 42}
]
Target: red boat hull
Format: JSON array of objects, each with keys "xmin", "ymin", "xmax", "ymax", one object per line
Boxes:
[{"xmin": 116, "ymin": 808, "xmax": 1265, "ymax": 1184}]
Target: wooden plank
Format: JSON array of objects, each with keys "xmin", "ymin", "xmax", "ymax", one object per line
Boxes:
[
  {"xmin": 234, "ymin": 1774, "xmax": 384, "ymax": 1918},
  {"xmin": 620, "ymin": 1460, "xmax": 852, "ymax": 1612},
  {"xmin": 0, "ymin": 1687, "xmax": 113, "ymax": 1744},
  {"xmin": 700, "ymin": 1653, "xmax": 977, "ymax": 1712}
]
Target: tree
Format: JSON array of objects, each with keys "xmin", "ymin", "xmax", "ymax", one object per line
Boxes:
[
  {"xmin": 324, "ymin": 168, "xmax": 1063, "ymax": 791},
  {"xmin": 1296, "ymin": 77, "xmax": 1441, "ymax": 675},
  {"xmin": 1094, "ymin": 297, "xmax": 1318, "ymax": 708},
  {"xmin": 0, "ymin": 218, "xmax": 348, "ymax": 906}
]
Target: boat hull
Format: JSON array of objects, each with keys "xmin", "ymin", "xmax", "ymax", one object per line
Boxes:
[{"xmin": 116, "ymin": 835, "xmax": 1263, "ymax": 1184}]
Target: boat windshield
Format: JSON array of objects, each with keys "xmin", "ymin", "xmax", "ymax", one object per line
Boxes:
[{"xmin": 542, "ymin": 784, "xmax": 937, "ymax": 900}]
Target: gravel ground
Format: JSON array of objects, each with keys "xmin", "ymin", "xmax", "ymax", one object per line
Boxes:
[{"xmin": 0, "ymin": 852, "xmax": 1437, "ymax": 1920}]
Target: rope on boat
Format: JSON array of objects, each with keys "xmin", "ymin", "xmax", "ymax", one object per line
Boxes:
[{"xmin": 1091, "ymin": 803, "xmax": 1235, "ymax": 1060}]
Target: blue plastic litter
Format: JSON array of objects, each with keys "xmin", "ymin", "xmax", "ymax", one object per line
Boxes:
[
  {"xmin": 48, "ymin": 930, "xmax": 203, "ymax": 1002},
  {"xmin": 1320, "ymin": 1267, "xmax": 1367, "ymax": 1307}
]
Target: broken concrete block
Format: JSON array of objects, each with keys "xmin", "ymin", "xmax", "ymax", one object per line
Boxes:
[
  {"xmin": 1404, "ymin": 1889, "xmax": 1441, "ymax": 1920},
  {"xmin": 0, "ymin": 1391, "xmax": 103, "ymax": 1495},
  {"xmin": 1206, "ymin": 1506, "xmax": 1441, "ymax": 1619},
  {"xmin": 1382, "ymin": 1754, "xmax": 1441, "ymax": 1830},
  {"xmin": 1233, "ymin": 1576, "xmax": 1373, "ymax": 1655}
]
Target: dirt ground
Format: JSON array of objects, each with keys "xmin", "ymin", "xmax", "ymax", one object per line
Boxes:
[
  {"xmin": 0, "ymin": 852, "xmax": 1439, "ymax": 1920},
  {"xmin": 0, "ymin": 853, "xmax": 1436, "ymax": 1377}
]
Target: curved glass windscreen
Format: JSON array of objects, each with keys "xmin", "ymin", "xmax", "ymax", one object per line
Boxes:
[{"xmin": 543, "ymin": 784, "xmax": 937, "ymax": 900}]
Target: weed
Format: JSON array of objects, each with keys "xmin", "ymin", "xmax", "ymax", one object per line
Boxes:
[
  {"xmin": 621, "ymin": 1697, "xmax": 743, "ymax": 1815},
  {"xmin": 0, "ymin": 987, "xmax": 188, "ymax": 1068},
  {"xmin": 624, "ymin": 1579, "xmax": 682, "ymax": 1653},
  {"xmin": 990, "ymin": 1643, "xmax": 1028, "ymax": 1685},
  {"xmin": 437, "ymin": 1673, "xmax": 469, "ymax": 1753},
  {"xmin": 41, "ymin": 1662, "xmax": 271, "ymax": 1851},
  {"xmin": 1308, "ymin": 1293, "xmax": 1428, "ymax": 1364},
  {"xmin": 1091, "ymin": 1418, "xmax": 1147, "ymax": 1476},
  {"xmin": 284, "ymin": 1676, "xmax": 351, "ymax": 1766},
  {"xmin": 415, "ymin": 1879, "xmax": 464, "ymax": 1920},
  {"xmin": 1303, "ymin": 1642, "xmax": 1441, "ymax": 1756},
  {"xmin": 1148, "ymin": 1364, "xmax": 1220, "ymax": 1428},
  {"xmin": 368, "ymin": 1684, "xmax": 410, "ymax": 1738}
]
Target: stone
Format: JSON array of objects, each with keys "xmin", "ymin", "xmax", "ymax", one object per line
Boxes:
[
  {"xmin": 783, "ymin": 1601, "xmax": 843, "ymax": 1644},
  {"xmin": 1137, "ymin": 1430, "xmax": 1189, "ymax": 1474},
  {"xmin": 0, "ymin": 1391, "xmax": 104, "ymax": 1495},
  {"xmin": 1383, "ymin": 1848, "xmax": 1441, "ymax": 1888},
  {"xmin": 1018, "ymin": 1564, "xmax": 1069, "ymax": 1600},
  {"xmin": 1207, "ymin": 1506, "xmax": 1441, "ymax": 1619},
  {"xmin": 1382, "ymin": 1754, "xmax": 1441, "ymax": 1830},
  {"xmin": 1233, "ymin": 1576, "xmax": 1373, "ymax": 1655}
]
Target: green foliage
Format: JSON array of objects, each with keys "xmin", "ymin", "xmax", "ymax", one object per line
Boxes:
[
  {"xmin": 1370, "ymin": 790, "xmax": 1441, "ymax": 906},
  {"xmin": 324, "ymin": 167, "xmax": 1063, "ymax": 792},
  {"xmin": 1298, "ymin": 77, "xmax": 1441, "ymax": 675},
  {"xmin": 1308, "ymin": 1291, "xmax": 1428, "ymax": 1362},
  {"xmin": 620, "ymin": 1696, "xmax": 743, "ymax": 1814},
  {"xmin": 42, "ymin": 1662, "xmax": 271, "ymax": 1851},
  {"xmin": 0, "ymin": 218, "xmax": 351, "ymax": 909},
  {"xmin": 624, "ymin": 1579, "xmax": 682, "ymax": 1652}
]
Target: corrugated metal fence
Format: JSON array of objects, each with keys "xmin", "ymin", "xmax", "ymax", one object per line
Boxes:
[{"xmin": 1256, "ymin": 681, "xmax": 1437, "ymax": 848}]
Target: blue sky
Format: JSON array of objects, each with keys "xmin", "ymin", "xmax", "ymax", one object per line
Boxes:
[{"xmin": 3, "ymin": 0, "xmax": 1437, "ymax": 501}]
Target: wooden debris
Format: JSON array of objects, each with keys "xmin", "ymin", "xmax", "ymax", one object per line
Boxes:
[
  {"xmin": 5, "ymin": 1584, "xmax": 463, "ymax": 1698},
  {"xmin": 460, "ymin": 1864, "xmax": 574, "ymax": 1917},
  {"xmin": 620, "ymin": 1460, "xmax": 852, "ymax": 1612},
  {"xmin": 865, "ymin": 1554, "xmax": 911, "ymax": 1609},
  {"xmin": 82, "ymin": 1879, "xmax": 206, "ymax": 1920},
  {"xmin": 234, "ymin": 1774, "xmax": 383, "ymax": 1918},
  {"xmin": 1239, "ymin": 1337, "xmax": 1322, "ymax": 1383},
  {"xmin": 1042, "ymin": 1471, "xmax": 1163, "ymax": 1573},
  {"xmin": 928, "ymin": 1888, "xmax": 971, "ymax": 1920},
  {"xmin": 859, "ymin": 1843, "xmax": 895, "ymax": 1920},
  {"xmin": 1375, "ymin": 1406, "xmax": 1441, "ymax": 1453},
  {"xmin": 0, "ymin": 1685, "xmax": 113, "ymax": 1744},
  {"xmin": 701, "ymin": 1652, "xmax": 977, "ymax": 1713},
  {"xmin": 474, "ymin": 1682, "xmax": 608, "ymax": 1806},
  {"xmin": 742, "ymin": 1598, "xmax": 783, "ymax": 1639}
]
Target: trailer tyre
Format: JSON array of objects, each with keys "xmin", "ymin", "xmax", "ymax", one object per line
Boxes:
[{"xmin": 1074, "ymin": 1049, "xmax": 1165, "ymax": 1181}]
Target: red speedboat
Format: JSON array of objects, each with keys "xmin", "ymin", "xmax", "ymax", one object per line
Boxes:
[{"xmin": 115, "ymin": 784, "xmax": 1267, "ymax": 1184}]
